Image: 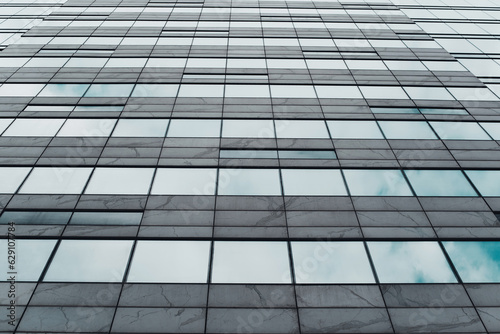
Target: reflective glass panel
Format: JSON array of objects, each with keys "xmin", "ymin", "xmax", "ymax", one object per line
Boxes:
[
  {"xmin": 404, "ymin": 86, "xmax": 455, "ymax": 100},
  {"xmin": 0, "ymin": 119, "xmax": 14, "ymax": 134},
  {"xmin": 220, "ymin": 150, "xmax": 278, "ymax": 159},
  {"xmin": 222, "ymin": 120, "xmax": 274, "ymax": 138},
  {"xmin": 465, "ymin": 170, "xmax": 500, "ymax": 196},
  {"xmin": 282, "ymin": 169, "xmax": 347, "ymax": 196},
  {"xmin": 151, "ymin": 168, "xmax": 217, "ymax": 195},
  {"xmin": 430, "ymin": 122, "xmax": 490, "ymax": 140},
  {"xmin": 44, "ymin": 240, "xmax": 133, "ymax": 282},
  {"xmin": 0, "ymin": 239, "xmax": 57, "ymax": 281},
  {"xmin": 275, "ymin": 120, "xmax": 329, "ymax": 139},
  {"xmin": 167, "ymin": 119, "xmax": 221, "ymax": 137},
  {"xmin": 344, "ymin": 169, "xmax": 412, "ymax": 196},
  {"xmin": 270, "ymin": 85, "xmax": 317, "ymax": 98},
  {"xmin": 84, "ymin": 168, "xmax": 155, "ymax": 195},
  {"xmin": 57, "ymin": 119, "xmax": 116, "ymax": 137},
  {"xmin": 278, "ymin": 150, "xmax": 336, "ymax": 159},
  {"xmin": 19, "ymin": 168, "xmax": 92, "ymax": 194},
  {"xmin": 420, "ymin": 108, "xmax": 468, "ymax": 115},
  {"xmin": 443, "ymin": 241, "xmax": 500, "ymax": 283},
  {"xmin": 0, "ymin": 211, "xmax": 71, "ymax": 225},
  {"xmin": 0, "ymin": 167, "xmax": 30, "ymax": 193},
  {"xmin": 378, "ymin": 121, "xmax": 437, "ymax": 139},
  {"xmin": 84, "ymin": 84, "xmax": 134, "ymax": 97},
  {"xmin": 404, "ymin": 170, "xmax": 477, "ymax": 196},
  {"xmin": 217, "ymin": 169, "xmax": 281, "ymax": 195},
  {"xmin": 70, "ymin": 212, "xmax": 143, "ymax": 225},
  {"xmin": 327, "ymin": 121, "xmax": 383, "ymax": 139},
  {"xmin": 360, "ymin": 86, "xmax": 409, "ymax": 99},
  {"xmin": 371, "ymin": 107, "xmax": 420, "ymax": 114},
  {"xmin": 0, "ymin": 84, "xmax": 44, "ymax": 97},
  {"xmin": 292, "ymin": 242, "xmax": 375, "ymax": 283},
  {"xmin": 112, "ymin": 119, "xmax": 169, "ymax": 137},
  {"xmin": 225, "ymin": 85, "xmax": 270, "ymax": 98},
  {"xmin": 178, "ymin": 84, "xmax": 224, "ymax": 97},
  {"xmin": 315, "ymin": 86, "xmax": 363, "ymax": 99},
  {"xmin": 38, "ymin": 84, "xmax": 89, "ymax": 97},
  {"xmin": 3, "ymin": 119, "xmax": 65, "ymax": 137},
  {"xmin": 368, "ymin": 241, "xmax": 457, "ymax": 283},
  {"xmin": 128, "ymin": 241, "xmax": 211, "ymax": 283},
  {"xmin": 479, "ymin": 122, "xmax": 500, "ymax": 140},
  {"xmin": 212, "ymin": 241, "xmax": 291, "ymax": 283},
  {"xmin": 131, "ymin": 84, "xmax": 179, "ymax": 97}
]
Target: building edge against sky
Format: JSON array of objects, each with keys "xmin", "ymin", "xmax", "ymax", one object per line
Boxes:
[{"xmin": 0, "ymin": 0, "xmax": 500, "ymax": 333}]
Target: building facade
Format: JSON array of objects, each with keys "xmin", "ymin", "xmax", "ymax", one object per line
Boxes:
[{"xmin": 0, "ymin": 0, "xmax": 500, "ymax": 332}]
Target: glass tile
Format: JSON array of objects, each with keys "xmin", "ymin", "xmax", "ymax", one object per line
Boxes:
[
  {"xmin": 212, "ymin": 241, "xmax": 291, "ymax": 283},
  {"xmin": 220, "ymin": 150, "xmax": 278, "ymax": 159},
  {"xmin": 344, "ymin": 169, "xmax": 413, "ymax": 196},
  {"xmin": 371, "ymin": 107, "xmax": 420, "ymax": 114},
  {"xmin": 19, "ymin": 167, "xmax": 92, "ymax": 194},
  {"xmin": 70, "ymin": 212, "xmax": 143, "ymax": 225},
  {"xmin": 404, "ymin": 86, "xmax": 455, "ymax": 100},
  {"xmin": 151, "ymin": 168, "xmax": 217, "ymax": 195},
  {"xmin": 443, "ymin": 241, "xmax": 500, "ymax": 283},
  {"xmin": 315, "ymin": 86, "xmax": 363, "ymax": 99},
  {"xmin": 292, "ymin": 242, "xmax": 375, "ymax": 283},
  {"xmin": 3, "ymin": 119, "xmax": 65, "ymax": 137},
  {"xmin": 84, "ymin": 168, "xmax": 155, "ymax": 195},
  {"xmin": 479, "ymin": 122, "xmax": 500, "ymax": 140},
  {"xmin": 419, "ymin": 108, "xmax": 468, "ymax": 115},
  {"xmin": 57, "ymin": 119, "xmax": 116, "ymax": 137},
  {"xmin": 0, "ymin": 118, "xmax": 14, "ymax": 135},
  {"xmin": 282, "ymin": 169, "xmax": 347, "ymax": 196},
  {"xmin": 0, "ymin": 167, "xmax": 31, "ymax": 193},
  {"xmin": 222, "ymin": 120, "xmax": 274, "ymax": 138},
  {"xmin": 178, "ymin": 84, "xmax": 224, "ymax": 97},
  {"xmin": 225, "ymin": 85, "xmax": 270, "ymax": 98},
  {"xmin": 278, "ymin": 150, "xmax": 336, "ymax": 159},
  {"xmin": 430, "ymin": 122, "xmax": 491, "ymax": 140},
  {"xmin": 131, "ymin": 84, "xmax": 179, "ymax": 97},
  {"xmin": 465, "ymin": 170, "xmax": 500, "ymax": 197},
  {"xmin": 44, "ymin": 240, "xmax": 133, "ymax": 282},
  {"xmin": 217, "ymin": 169, "xmax": 281, "ymax": 195},
  {"xmin": 360, "ymin": 86, "xmax": 409, "ymax": 99},
  {"xmin": 270, "ymin": 85, "xmax": 317, "ymax": 98},
  {"xmin": 38, "ymin": 84, "xmax": 89, "ymax": 97},
  {"xmin": 112, "ymin": 119, "xmax": 169, "ymax": 137},
  {"xmin": 378, "ymin": 121, "xmax": 437, "ymax": 139},
  {"xmin": 84, "ymin": 84, "xmax": 134, "ymax": 97},
  {"xmin": 0, "ymin": 211, "xmax": 71, "ymax": 225},
  {"xmin": 327, "ymin": 121, "xmax": 383, "ymax": 139},
  {"xmin": 167, "ymin": 119, "xmax": 221, "ymax": 137},
  {"xmin": 275, "ymin": 120, "xmax": 329, "ymax": 139},
  {"xmin": 127, "ymin": 241, "xmax": 211, "ymax": 283},
  {"xmin": 0, "ymin": 84, "xmax": 45, "ymax": 97},
  {"xmin": 405, "ymin": 170, "xmax": 477, "ymax": 196}
]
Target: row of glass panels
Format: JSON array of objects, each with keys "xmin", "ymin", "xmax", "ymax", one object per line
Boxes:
[
  {"xmin": 0, "ymin": 83, "xmax": 497, "ymax": 101},
  {"xmin": 1, "ymin": 167, "xmax": 498, "ymax": 197},
  {"xmin": 5, "ymin": 239, "xmax": 499, "ymax": 284},
  {"xmin": 1, "ymin": 118, "xmax": 499, "ymax": 140}
]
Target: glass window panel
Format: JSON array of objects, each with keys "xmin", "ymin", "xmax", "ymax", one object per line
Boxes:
[
  {"xmin": 378, "ymin": 121, "xmax": 437, "ymax": 139},
  {"xmin": 0, "ymin": 167, "xmax": 31, "ymax": 193},
  {"xmin": 282, "ymin": 169, "xmax": 347, "ymax": 196},
  {"xmin": 306, "ymin": 60, "xmax": 347, "ymax": 70},
  {"xmin": 146, "ymin": 58, "xmax": 187, "ymax": 68},
  {"xmin": 480, "ymin": 123, "xmax": 500, "ymax": 140},
  {"xmin": 0, "ymin": 211, "xmax": 71, "ymax": 225},
  {"xmin": 3, "ymin": 119, "xmax": 64, "ymax": 137},
  {"xmin": 270, "ymin": 85, "xmax": 317, "ymax": 98},
  {"xmin": 360, "ymin": 86, "xmax": 409, "ymax": 99},
  {"xmin": 227, "ymin": 59, "xmax": 266, "ymax": 69},
  {"xmin": 57, "ymin": 119, "xmax": 116, "ymax": 137},
  {"xmin": 267, "ymin": 59, "xmax": 307, "ymax": 69},
  {"xmin": 84, "ymin": 168, "xmax": 155, "ymax": 195},
  {"xmin": 24, "ymin": 57, "xmax": 68, "ymax": 67},
  {"xmin": 0, "ymin": 84, "xmax": 44, "ymax": 97},
  {"xmin": 44, "ymin": 240, "xmax": 133, "ymax": 282},
  {"xmin": 38, "ymin": 84, "xmax": 89, "ymax": 97},
  {"xmin": 167, "ymin": 119, "xmax": 220, "ymax": 137},
  {"xmin": 84, "ymin": 84, "xmax": 134, "ymax": 97},
  {"xmin": 20, "ymin": 167, "xmax": 92, "ymax": 194},
  {"xmin": 73, "ymin": 106, "xmax": 124, "ymax": 112},
  {"xmin": 327, "ymin": 121, "xmax": 383, "ymax": 139},
  {"xmin": 217, "ymin": 169, "xmax": 281, "ymax": 195},
  {"xmin": 345, "ymin": 60, "xmax": 387, "ymax": 70},
  {"xmin": 0, "ymin": 118, "xmax": 13, "ymax": 135},
  {"xmin": 404, "ymin": 170, "xmax": 477, "ymax": 197},
  {"xmin": 0, "ymin": 57, "xmax": 30, "ymax": 67},
  {"xmin": 371, "ymin": 107, "xmax": 420, "ymax": 114},
  {"xmin": 112, "ymin": 119, "xmax": 169, "ymax": 137},
  {"xmin": 420, "ymin": 108, "xmax": 468, "ymax": 115},
  {"xmin": 275, "ymin": 120, "xmax": 329, "ymax": 139},
  {"xmin": 278, "ymin": 150, "xmax": 336, "ymax": 159},
  {"xmin": 0, "ymin": 239, "xmax": 56, "ymax": 281},
  {"xmin": 465, "ymin": 170, "xmax": 500, "ymax": 197},
  {"xmin": 128, "ymin": 241, "xmax": 210, "ymax": 283},
  {"xmin": 70, "ymin": 212, "xmax": 143, "ymax": 225},
  {"xmin": 86, "ymin": 37, "xmax": 123, "ymax": 45},
  {"xmin": 384, "ymin": 61, "xmax": 427, "ymax": 71},
  {"xmin": 222, "ymin": 120, "xmax": 274, "ymax": 138},
  {"xmin": 220, "ymin": 150, "xmax": 278, "ymax": 159},
  {"xmin": 151, "ymin": 168, "xmax": 216, "ymax": 195},
  {"xmin": 344, "ymin": 169, "xmax": 413, "ymax": 196},
  {"xmin": 443, "ymin": 242, "xmax": 500, "ymax": 283},
  {"xmin": 430, "ymin": 122, "xmax": 490, "ymax": 140},
  {"xmin": 131, "ymin": 84, "xmax": 179, "ymax": 97},
  {"xmin": 292, "ymin": 242, "xmax": 375, "ymax": 283},
  {"xmin": 212, "ymin": 241, "xmax": 291, "ymax": 283},
  {"xmin": 368, "ymin": 242, "xmax": 457, "ymax": 283},
  {"xmin": 424, "ymin": 61, "xmax": 466, "ymax": 72},
  {"xmin": 178, "ymin": 84, "xmax": 224, "ymax": 98},
  {"xmin": 64, "ymin": 58, "xmax": 108, "ymax": 67},
  {"xmin": 315, "ymin": 86, "xmax": 363, "ymax": 99},
  {"xmin": 225, "ymin": 85, "xmax": 270, "ymax": 98},
  {"xmin": 448, "ymin": 87, "xmax": 499, "ymax": 101},
  {"xmin": 186, "ymin": 58, "xmax": 226, "ymax": 68},
  {"xmin": 404, "ymin": 86, "xmax": 455, "ymax": 100},
  {"xmin": 105, "ymin": 58, "xmax": 147, "ymax": 67}
]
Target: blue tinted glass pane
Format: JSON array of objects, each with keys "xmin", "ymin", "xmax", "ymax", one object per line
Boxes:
[
  {"xmin": 430, "ymin": 122, "xmax": 490, "ymax": 140},
  {"xmin": 368, "ymin": 241, "xmax": 457, "ymax": 283},
  {"xmin": 405, "ymin": 170, "xmax": 477, "ymax": 196},
  {"xmin": 379, "ymin": 121, "xmax": 437, "ymax": 139},
  {"xmin": 344, "ymin": 170, "xmax": 413, "ymax": 196},
  {"xmin": 70, "ymin": 212, "xmax": 143, "ymax": 225},
  {"xmin": 465, "ymin": 170, "xmax": 500, "ymax": 196},
  {"xmin": 85, "ymin": 84, "xmax": 134, "ymax": 97},
  {"xmin": 220, "ymin": 150, "xmax": 278, "ymax": 159},
  {"xmin": 443, "ymin": 241, "xmax": 500, "ymax": 283},
  {"xmin": 371, "ymin": 107, "xmax": 420, "ymax": 114},
  {"xmin": 0, "ymin": 211, "xmax": 71, "ymax": 224},
  {"xmin": 278, "ymin": 150, "xmax": 336, "ymax": 159},
  {"xmin": 38, "ymin": 84, "xmax": 89, "ymax": 97}
]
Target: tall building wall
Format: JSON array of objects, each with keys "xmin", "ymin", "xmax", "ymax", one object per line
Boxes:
[{"xmin": 0, "ymin": 0, "xmax": 499, "ymax": 332}]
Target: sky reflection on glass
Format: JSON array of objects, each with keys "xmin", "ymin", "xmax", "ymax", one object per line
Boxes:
[
  {"xmin": 327, "ymin": 121, "xmax": 383, "ymax": 139},
  {"xmin": 128, "ymin": 241, "xmax": 211, "ymax": 283},
  {"xmin": 292, "ymin": 242, "xmax": 375, "ymax": 283},
  {"xmin": 344, "ymin": 169, "xmax": 413, "ymax": 196},
  {"xmin": 282, "ymin": 169, "xmax": 347, "ymax": 196},
  {"xmin": 0, "ymin": 211, "xmax": 71, "ymax": 225},
  {"xmin": 368, "ymin": 241, "xmax": 457, "ymax": 283},
  {"xmin": 20, "ymin": 167, "xmax": 92, "ymax": 194},
  {"xmin": 44, "ymin": 240, "xmax": 133, "ymax": 282},
  {"xmin": 275, "ymin": 120, "xmax": 329, "ymax": 138},
  {"xmin": 430, "ymin": 121, "xmax": 491, "ymax": 140},
  {"xmin": 212, "ymin": 241, "xmax": 291, "ymax": 283},
  {"xmin": 443, "ymin": 241, "xmax": 500, "ymax": 283},
  {"xmin": 405, "ymin": 170, "xmax": 477, "ymax": 196},
  {"xmin": 167, "ymin": 119, "xmax": 221, "ymax": 137},
  {"xmin": 217, "ymin": 169, "xmax": 281, "ymax": 195},
  {"xmin": 70, "ymin": 212, "xmax": 142, "ymax": 225},
  {"xmin": 84, "ymin": 84, "xmax": 134, "ymax": 97},
  {"xmin": 112, "ymin": 119, "xmax": 169, "ymax": 137},
  {"xmin": 38, "ymin": 84, "xmax": 89, "ymax": 97},
  {"xmin": 131, "ymin": 84, "xmax": 179, "ymax": 97},
  {"xmin": 85, "ymin": 168, "xmax": 154, "ymax": 195},
  {"xmin": 465, "ymin": 170, "xmax": 500, "ymax": 196},
  {"xmin": 378, "ymin": 121, "xmax": 437, "ymax": 139},
  {"xmin": 0, "ymin": 167, "xmax": 31, "ymax": 193},
  {"xmin": 222, "ymin": 120, "xmax": 274, "ymax": 138},
  {"xmin": 57, "ymin": 119, "xmax": 116, "ymax": 137},
  {"xmin": 152, "ymin": 168, "xmax": 217, "ymax": 195}
]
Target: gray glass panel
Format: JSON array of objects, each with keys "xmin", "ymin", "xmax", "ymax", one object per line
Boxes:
[
  {"xmin": 344, "ymin": 170, "xmax": 412, "ymax": 196},
  {"xmin": 443, "ymin": 241, "xmax": 500, "ymax": 283},
  {"xmin": 368, "ymin": 242, "xmax": 457, "ymax": 283},
  {"xmin": 480, "ymin": 122, "xmax": 500, "ymax": 140},
  {"xmin": 276, "ymin": 120, "xmax": 329, "ymax": 139},
  {"xmin": 465, "ymin": 170, "xmax": 500, "ymax": 196},
  {"xmin": 405, "ymin": 170, "xmax": 477, "ymax": 197},
  {"xmin": 217, "ymin": 169, "xmax": 281, "ymax": 195},
  {"xmin": 0, "ymin": 211, "xmax": 71, "ymax": 225},
  {"xmin": 222, "ymin": 120, "xmax": 274, "ymax": 138},
  {"xmin": 3, "ymin": 119, "xmax": 65, "ymax": 137},
  {"xmin": 278, "ymin": 150, "xmax": 336, "ymax": 159},
  {"xmin": 420, "ymin": 108, "xmax": 468, "ymax": 115},
  {"xmin": 85, "ymin": 168, "xmax": 155, "ymax": 195},
  {"xmin": 371, "ymin": 108, "xmax": 420, "ymax": 114},
  {"xmin": 57, "ymin": 119, "xmax": 116, "ymax": 137},
  {"xmin": 74, "ymin": 106, "xmax": 124, "ymax": 112},
  {"xmin": 220, "ymin": 150, "xmax": 278, "ymax": 159},
  {"xmin": 70, "ymin": 212, "xmax": 143, "ymax": 225}
]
